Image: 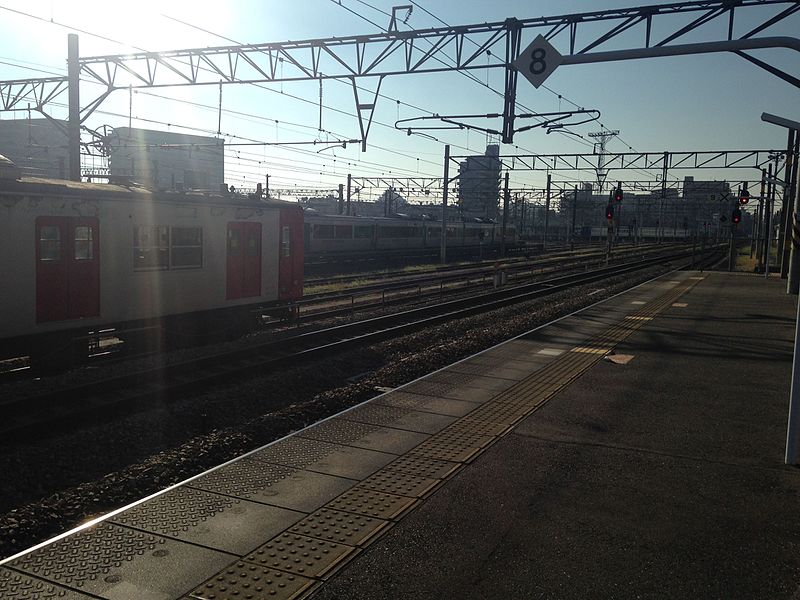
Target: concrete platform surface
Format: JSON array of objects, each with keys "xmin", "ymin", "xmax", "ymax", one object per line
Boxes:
[
  {"xmin": 313, "ymin": 272, "xmax": 800, "ymax": 600},
  {"xmin": 3, "ymin": 271, "xmax": 798, "ymax": 600}
]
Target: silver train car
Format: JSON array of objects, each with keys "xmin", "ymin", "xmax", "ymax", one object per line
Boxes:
[{"xmin": 304, "ymin": 213, "xmax": 517, "ymax": 255}]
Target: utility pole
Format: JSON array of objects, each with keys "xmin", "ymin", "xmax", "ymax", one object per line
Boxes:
[
  {"xmin": 756, "ymin": 169, "xmax": 766, "ymax": 269},
  {"xmin": 659, "ymin": 151, "xmax": 668, "ymax": 244},
  {"xmin": 570, "ymin": 185, "xmax": 578, "ymax": 251},
  {"xmin": 67, "ymin": 34, "xmax": 81, "ymax": 181},
  {"xmin": 543, "ymin": 173, "xmax": 551, "ymax": 251},
  {"xmin": 588, "ymin": 130, "xmax": 618, "ymax": 192},
  {"xmin": 346, "ymin": 173, "xmax": 352, "ymax": 215},
  {"xmin": 440, "ymin": 145, "xmax": 450, "ymax": 264},
  {"xmin": 502, "ymin": 172, "xmax": 510, "ymax": 257},
  {"xmin": 779, "ymin": 129, "xmax": 796, "ymax": 277},
  {"xmin": 338, "ymin": 183, "xmax": 344, "ymax": 214},
  {"xmin": 765, "ymin": 163, "xmax": 774, "ymax": 277},
  {"xmin": 265, "ymin": 174, "xmax": 270, "ymax": 198}
]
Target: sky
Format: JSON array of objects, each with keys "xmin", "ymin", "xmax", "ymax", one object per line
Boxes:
[{"xmin": 0, "ymin": 0, "xmax": 797, "ymax": 202}]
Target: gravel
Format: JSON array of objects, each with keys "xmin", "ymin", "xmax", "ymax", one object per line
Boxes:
[{"xmin": 0, "ymin": 264, "xmax": 679, "ymax": 559}]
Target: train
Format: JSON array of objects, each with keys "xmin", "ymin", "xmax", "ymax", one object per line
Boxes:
[
  {"xmin": 303, "ymin": 212, "xmax": 518, "ymax": 256},
  {"xmin": 0, "ymin": 155, "xmax": 304, "ymax": 368}
]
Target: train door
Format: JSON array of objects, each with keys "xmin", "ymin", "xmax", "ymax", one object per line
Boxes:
[
  {"xmin": 278, "ymin": 208, "xmax": 304, "ymax": 301},
  {"xmin": 226, "ymin": 222, "xmax": 262, "ymax": 300},
  {"xmin": 35, "ymin": 216, "xmax": 100, "ymax": 323}
]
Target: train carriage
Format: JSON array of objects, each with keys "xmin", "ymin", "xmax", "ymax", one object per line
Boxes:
[
  {"xmin": 0, "ymin": 159, "xmax": 303, "ymax": 365},
  {"xmin": 304, "ymin": 212, "xmax": 518, "ymax": 255}
]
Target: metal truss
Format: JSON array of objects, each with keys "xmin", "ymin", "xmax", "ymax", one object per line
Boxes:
[
  {"xmin": 272, "ymin": 187, "xmax": 340, "ymax": 198},
  {"xmin": 462, "ymin": 149, "xmax": 787, "ymax": 172},
  {"xmin": 1, "ymin": 2, "xmax": 797, "ymax": 133},
  {"xmin": 349, "ymin": 176, "xmax": 443, "ymax": 194},
  {"xmin": 0, "ymin": 77, "xmax": 68, "ymax": 111}
]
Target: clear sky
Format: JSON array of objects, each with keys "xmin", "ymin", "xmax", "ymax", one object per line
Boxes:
[{"xmin": 0, "ymin": 0, "xmax": 797, "ymax": 201}]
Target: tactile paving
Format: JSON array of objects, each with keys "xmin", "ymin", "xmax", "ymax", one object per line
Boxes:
[
  {"xmin": 10, "ymin": 523, "xmax": 165, "ymax": 589},
  {"xmin": 446, "ymin": 360, "xmax": 532, "ymax": 381},
  {"xmin": 190, "ymin": 458, "xmax": 355, "ymax": 513},
  {"xmin": 359, "ymin": 468, "xmax": 440, "ymax": 497},
  {"xmin": 402, "ymin": 379, "xmax": 500, "ymax": 403},
  {"xmin": 407, "ymin": 423, "xmax": 495, "ymax": 462},
  {"xmin": 297, "ymin": 418, "xmax": 429, "ymax": 455},
  {"xmin": 250, "ymin": 437, "xmax": 396, "ymax": 480},
  {"xmin": 342, "ymin": 403, "xmax": 457, "ymax": 434},
  {"xmin": 187, "ymin": 561, "xmax": 313, "ymax": 600},
  {"xmin": 10, "ymin": 523, "xmax": 233, "ymax": 600},
  {"xmin": 0, "ymin": 568, "xmax": 93, "ymax": 599},
  {"xmin": 288, "ymin": 508, "xmax": 388, "ymax": 546},
  {"xmin": 188, "ymin": 459, "xmax": 295, "ymax": 497},
  {"xmin": 244, "ymin": 533, "xmax": 355, "ymax": 578},
  {"xmin": 247, "ymin": 437, "xmax": 339, "ymax": 470},
  {"xmin": 427, "ymin": 370, "xmax": 515, "ymax": 390},
  {"xmin": 375, "ymin": 391, "xmax": 479, "ymax": 417},
  {"xmin": 111, "ymin": 486, "xmax": 304, "ymax": 555},
  {"xmin": 382, "ymin": 453, "xmax": 461, "ymax": 479},
  {"xmin": 326, "ymin": 486, "xmax": 417, "ymax": 520}
]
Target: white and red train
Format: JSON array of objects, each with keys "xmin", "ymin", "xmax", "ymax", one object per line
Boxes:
[{"xmin": 0, "ymin": 157, "xmax": 303, "ymax": 366}]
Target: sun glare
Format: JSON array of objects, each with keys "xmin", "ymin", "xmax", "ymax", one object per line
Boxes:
[{"xmin": 43, "ymin": 0, "xmax": 225, "ymax": 55}]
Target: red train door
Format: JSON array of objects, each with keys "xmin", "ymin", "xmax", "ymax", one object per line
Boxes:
[
  {"xmin": 226, "ymin": 222, "xmax": 262, "ymax": 300},
  {"xmin": 35, "ymin": 216, "xmax": 100, "ymax": 323},
  {"xmin": 278, "ymin": 207, "xmax": 304, "ymax": 301}
]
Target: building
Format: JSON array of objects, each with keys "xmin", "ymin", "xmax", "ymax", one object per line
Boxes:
[
  {"xmin": 107, "ymin": 127, "xmax": 224, "ymax": 190},
  {"xmin": 458, "ymin": 145, "xmax": 501, "ymax": 220},
  {"xmin": 0, "ymin": 118, "xmax": 69, "ymax": 179}
]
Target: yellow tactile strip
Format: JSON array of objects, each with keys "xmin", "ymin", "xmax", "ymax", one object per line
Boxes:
[{"xmin": 182, "ymin": 277, "xmax": 700, "ymax": 600}]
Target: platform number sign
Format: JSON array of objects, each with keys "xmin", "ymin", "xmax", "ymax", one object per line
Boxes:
[{"xmin": 512, "ymin": 35, "xmax": 564, "ymax": 88}]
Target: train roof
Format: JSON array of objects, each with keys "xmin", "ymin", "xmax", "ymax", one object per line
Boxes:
[{"xmin": 0, "ymin": 175, "xmax": 298, "ymax": 209}]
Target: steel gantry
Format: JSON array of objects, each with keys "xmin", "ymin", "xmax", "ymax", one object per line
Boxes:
[
  {"xmin": 457, "ymin": 149, "xmax": 787, "ymax": 173},
  {"xmin": 0, "ymin": 0, "xmax": 798, "ymax": 180}
]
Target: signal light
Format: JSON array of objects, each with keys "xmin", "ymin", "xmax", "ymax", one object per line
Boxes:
[
  {"xmin": 613, "ymin": 185, "xmax": 623, "ymax": 202},
  {"xmin": 605, "ymin": 204, "xmax": 614, "ymax": 222},
  {"xmin": 739, "ymin": 188, "xmax": 750, "ymax": 205},
  {"xmin": 732, "ymin": 208, "xmax": 742, "ymax": 225}
]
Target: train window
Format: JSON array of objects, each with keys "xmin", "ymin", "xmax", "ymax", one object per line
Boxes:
[
  {"xmin": 379, "ymin": 226, "xmax": 421, "ymax": 238},
  {"xmin": 313, "ymin": 224, "xmax": 334, "ymax": 239},
  {"xmin": 282, "ymin": 226, "xmax": 291, "ymax": 257},
  {"xmin": 247, "ymin": 230, "xmax": 260, "ymax": 257},
  {"xmin": 228, "ymin": 227, "xmax": 241, "ymax": 257},
  {"xmin": 171, "ymin": 227, "xmax": 203, "ymax": 268},
  {"xmin": 133, "ymin": 226, "xmax": 169, "ymax": 270},
  {"xmin": 354, "ymin": 225, "xmax": 373, "ymax": 239},
  {"xmin": 73, "ymin": 226, "xmax": 94, "ymax": 260},
  {"xmin": 39, "ymin": 226, "xmax": 61, "ymax": 261},
  {"xmin": 335, "ymin": 225, "xmax": 353, "ymax": 239}
]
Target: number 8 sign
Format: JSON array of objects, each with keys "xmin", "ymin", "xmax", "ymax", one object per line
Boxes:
[{"xmin": 512, "ymin": 34, "xmax": 564, "ymax": 88}]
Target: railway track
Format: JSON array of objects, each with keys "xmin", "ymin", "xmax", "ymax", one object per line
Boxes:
[
  {"xmin": 0, "ymin": 243, "xmax": 684, "ymax": 382},
  {"xmin": 1, "ymin": 245, "xmax": 722, "ymax": 445},
  {"xmin": 296, "ymin": 242, "xmax": 690, "ymax": 319}
]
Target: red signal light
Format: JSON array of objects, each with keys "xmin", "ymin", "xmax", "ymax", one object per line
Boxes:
[
  {"xmin": 605, "ymin": 204, "xmax": 614, "ymax": 222},
  {"xmin": 732, "ymin": 208, "xmax": 742, "ymax": 224}
]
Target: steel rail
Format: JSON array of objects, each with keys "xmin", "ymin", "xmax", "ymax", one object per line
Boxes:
[{"xmin": 0, "ymin": 245, "xmax": 722, "ymax": 445}]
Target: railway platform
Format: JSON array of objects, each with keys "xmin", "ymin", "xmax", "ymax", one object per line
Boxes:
[{"xmin": 2, "ymin": 269, "xmax": 799, "ymax": 600}]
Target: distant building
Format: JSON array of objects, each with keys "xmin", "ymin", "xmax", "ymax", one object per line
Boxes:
[
  {"xmin": 0, "ymin": 118, "xmax": 69, "ymax": 179},
  {"xmin": 682, "ymin": 176, "xmax": 731, "ymax": 202},
  {"xmin": 458, "ymin": 145, "xmax": 501, "ymax": 220},
  {"xmin": 107, "ymin": 127, "xmax": 224, "ymax": 190}
]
